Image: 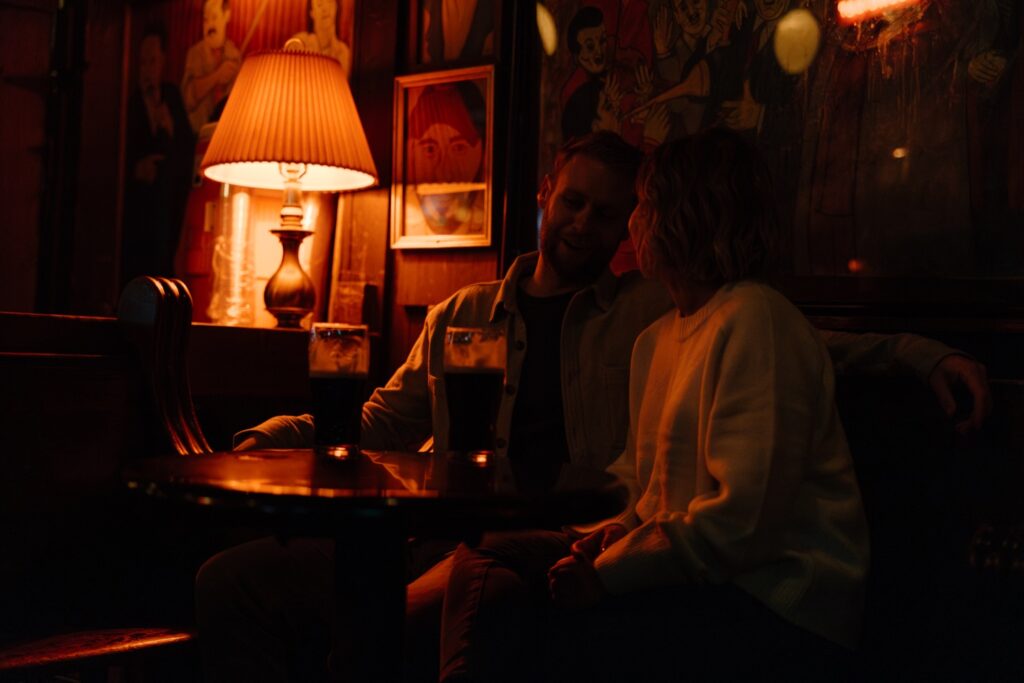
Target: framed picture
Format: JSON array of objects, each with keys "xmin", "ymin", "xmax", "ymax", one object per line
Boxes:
[
  {"xmin": 121, "ymin": 0, "xmax": 357, "ymax": 323},
  {"xmin": 391, "ymin": 66, "xmax": 494, "ymax": 249},
  {"xmin": 406, "ymin": 0, "xmax": 500, "ymax": 70}
]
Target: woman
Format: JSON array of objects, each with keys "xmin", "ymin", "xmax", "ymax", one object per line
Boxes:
[{"xmin": 439, "ymin": 129, "xmax": 869, "ymax": 681}]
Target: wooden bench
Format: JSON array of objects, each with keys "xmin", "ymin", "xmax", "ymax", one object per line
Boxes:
[
  {"xmin": 0, "ymin": 277, "xmax": 311, "ymax": 680},
  {"xmin": 835, "ymin": 375, "xmax": 1024, "ymax": 679}
]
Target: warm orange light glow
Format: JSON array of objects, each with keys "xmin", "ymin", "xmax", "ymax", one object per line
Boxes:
[
  {"xmin": 847, "ymin": 258, "xmax": 866, "ymax": 273},
  {"xmin": 891, "ymin": 147, "xmax": 909, "ymax": 159},
  {"xmin": 201, "ymin": 50, "xmax": 378, "ymax": 191},
  {"xmin": 836, "ymin": 0, "xmax": 920, "ymax": 23},
  {"xmin": 470, "ymin": 451, "xmax": 492, "ymax": 466},
  {"xmin": 536, "ymin": 3, "xmax": 558, "ymax": 56}
]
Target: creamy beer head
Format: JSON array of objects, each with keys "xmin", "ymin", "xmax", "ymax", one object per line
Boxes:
[
  {"xmin": 309, "ymin": 323, "xmax": 369, "ymax": 378},
  {"xmin": 444, "ymin": 326, "xmax": 505, "ymax": 372}
]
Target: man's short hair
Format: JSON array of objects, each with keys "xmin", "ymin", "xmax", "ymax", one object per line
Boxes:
[
  {"xmin": 567, "ymin": 6, "xmax": 603, "ymax": 55},
  {"xmin": 636, "ymin": 128, "xmax": 779, "ymax": 283},
  {"xmin": 552, "ymin": 130, "xmax": 643, "ymax": 189}
]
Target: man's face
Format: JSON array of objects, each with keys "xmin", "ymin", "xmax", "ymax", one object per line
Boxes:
[
  {"xmin": 409, "ymin": 122, "xmax": 483, "ymax": 184},
  {"xmin": 310, "ymin": 0, "xmax": 337, "ymax": 35},
  {"xmin": 754, "ymin": 0, "xmax": 789, "ymax": 21},
  {"xmin": 538, "ymin": 155, "xmax": 635, "ymax": 286},
  {"xmin": 673, "ymin": 0, "xmax": 708, "ymax": 36},
  {"xmin": 203, "ymin": 0, "xmax": 230, "ymax": 50},
  {"xmin": 138, "ymin": 35, "xmax": 164, "ymax": 96},
  {"xmin": 575, "ymin": 24, "xmax": 607, "ymax": 75}
]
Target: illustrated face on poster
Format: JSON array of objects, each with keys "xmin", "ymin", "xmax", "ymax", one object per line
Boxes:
[
  {"xmin": 405, "ymin": 81, "xmax": 487, "ymax": 236},
  {"xmin": 138, "ymin": 33, "xmax": 164, "ymax": 97},
  {"xmin": 673, "ymin": 0, "xmax": 708, "ymax": 37},
  {"xmin": 310, "ymin": 0, "xmax": 338, "ymax": 36},
  {"xmin": 202, "ymin": 0, "xmax": 230, "ymax": 51},
  {"xmin": 293, "ymin": 0, "xmax": 352, "ymax": 74},
  {"xmin": 753, "ymin": 0, "xmax": 790, "ymax": 22},
  {"xmin": 576, "ymin": 23, "xmax": 608, "ymax": 74}
]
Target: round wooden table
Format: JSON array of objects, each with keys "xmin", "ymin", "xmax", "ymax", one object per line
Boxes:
[{"xmin": 124, "ymin": 449, "xmax": 626, "ymax": 682}]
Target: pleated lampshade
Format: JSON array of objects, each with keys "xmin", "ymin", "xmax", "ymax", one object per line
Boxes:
[{"xmin": 201, "ymin": 49, "xmax": 377, "ymax": 192}]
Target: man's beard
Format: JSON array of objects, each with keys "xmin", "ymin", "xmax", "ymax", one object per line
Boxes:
[{"xmin": 539, "ymin": 222, "xmax": 615, "ymax": 287}]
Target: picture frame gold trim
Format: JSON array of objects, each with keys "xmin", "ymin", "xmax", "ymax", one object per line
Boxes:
[{"xmin": 390, "ymin": 65, "xmax": 494, "ymax": 250}]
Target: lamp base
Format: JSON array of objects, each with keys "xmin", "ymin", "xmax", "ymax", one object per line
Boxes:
[{"xmin": 264, "ymin": 228, "xmax": 316, "ymax": 328}]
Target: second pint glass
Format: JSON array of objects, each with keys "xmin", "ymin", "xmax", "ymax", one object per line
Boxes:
[
  {"xmin": 309, "ymin": 323, "xmax": 369, "ymax": 459},
  {"xmin": 444, "ymin": 326, "xmax": 506, "ymax": 453}
]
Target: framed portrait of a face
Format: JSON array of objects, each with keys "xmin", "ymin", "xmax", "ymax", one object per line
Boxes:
[{"xmin": 391, "ymin": 66, "xmax": 494, "ymax": 249}]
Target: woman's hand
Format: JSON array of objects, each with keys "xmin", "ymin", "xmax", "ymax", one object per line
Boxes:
[
  {"xmin": 570, "ymin": 524, "xmax": 627, "ymax": 562},
  {"xmin": 547, "ymin": 524, "xmax": 626, "ymax": 608},
  {"xmin": 548, "ymin": 555, "xmax": 606, "ymax": 609}
]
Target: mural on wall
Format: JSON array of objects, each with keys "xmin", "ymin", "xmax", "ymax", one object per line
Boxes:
[
  {"xmin": 122, "ymin": 0, "xmax": 356, "ymax": 321},
  {"xmin": 539, "ymin": 0, "xmax": 1022, "ymax": 280},
  {"xmin": 414, "ymin": 0, "xmax": 498, "ymax": 67}
]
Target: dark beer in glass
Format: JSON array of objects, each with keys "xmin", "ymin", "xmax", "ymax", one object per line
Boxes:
[
  {"xmin": 444, "ymin": 326, "xmax": 506, "ymax": 453},
  {"xmin": 309, "ymin": 323, "xmax": 369, "ymax": 459}
]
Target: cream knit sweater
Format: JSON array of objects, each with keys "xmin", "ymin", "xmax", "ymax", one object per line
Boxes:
[{"xmin": 594, "ymin": 281, "xmax": 870, "ymax": 649}]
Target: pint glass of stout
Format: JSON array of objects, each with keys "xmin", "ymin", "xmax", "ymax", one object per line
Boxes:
[
  {"xmin": 444, "ymin": 326, "xmax": 506, "ymax": 453},
  {"xmin": 309, "ymin": 323, "xmax": 369, "ymax": 460}
]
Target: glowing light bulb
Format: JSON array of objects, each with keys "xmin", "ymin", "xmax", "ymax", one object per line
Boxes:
[{"xmin": 891, "ymin": 147, "xmax": 909, "ymax": 159}]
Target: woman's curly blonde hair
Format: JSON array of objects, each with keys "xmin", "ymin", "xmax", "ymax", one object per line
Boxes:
[{"xmin": 634, "ymin": 129, "xmax": 779, "ymax": 284}]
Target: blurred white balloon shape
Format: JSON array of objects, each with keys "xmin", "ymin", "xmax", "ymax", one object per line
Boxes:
[
  {"xmin": 773, "ymin": 9, "xmax": 821, "ymax": 75},
  {"xmin": 536, "ymin": 3, "xmax": 558, "ymax": 56}
]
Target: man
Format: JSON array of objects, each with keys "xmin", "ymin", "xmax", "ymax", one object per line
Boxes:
[
  {"xmin": 181, "ymin": 0, "xmax": 240, "ymax": 134},
  {"xmin": 122, "ymin": 21, "xmax": 195, "ymax": 287},
  {"xmin": 202, "ymin": 131, "xmax": 990, "ymax": 682}
]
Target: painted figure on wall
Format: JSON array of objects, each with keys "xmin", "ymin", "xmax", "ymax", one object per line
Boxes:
[
  {"xmin": 123, "ymin": 21, "xmax": 196, "ymax": 287},
  {"xmin": 405, "ymin": 81, "xmax": 487, "ymax": 236},
  {"xmin": 181, "ymin": 0, "xmax": 241, "ymax": 133},
  {"xmin": 796, "ymin": 0, "xmax": 1022, "ymax": 277},
  {"xmin": 561, "ymin": 4, "xmax": 667, "ymax": 149},
  {"xmin": 542, "ymin": 0, "xmax": 1023, "ymax": 279},
  {"xmin": 421, "ymin": 0, "xmax": 495, "ymax": 65},
  {"xmin": 290, "ymin": 0, "xmax": 352, "ymax": 75}
]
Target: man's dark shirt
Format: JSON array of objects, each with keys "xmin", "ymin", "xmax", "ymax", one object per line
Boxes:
[{"xmin": 507, "ymin": 288, "xmax": 576, "ymax": 473}]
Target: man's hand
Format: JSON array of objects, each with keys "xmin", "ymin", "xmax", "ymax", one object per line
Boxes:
[
  {"xmin": 721, "ymin": 80, "xmax": 762, "ymax": 131},
  {"xmin": 968, "ymin": 51, "xmax": 1007, "ymax": 88},
  {"xmin": 928, "ymin": 355, "xmax": 992, "ymax": 434},
  {"xmin": 548, "ymin": 555, "xmax": 606, "ymax": 609}
]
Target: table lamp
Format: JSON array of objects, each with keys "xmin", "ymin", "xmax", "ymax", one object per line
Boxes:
[{"xmin": 201, "ymin": 46, "xmax": 377, "ymax": 328}]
